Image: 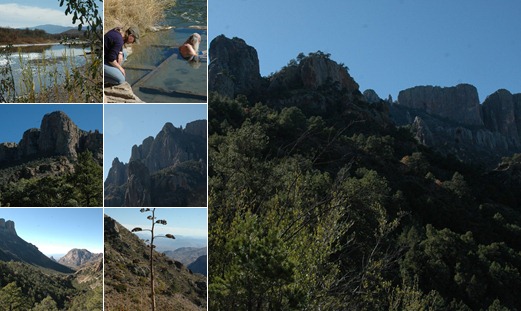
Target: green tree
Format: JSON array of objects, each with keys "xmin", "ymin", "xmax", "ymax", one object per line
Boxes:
[
  {"xmin": 32, "ymin": 296, "xmax": 59, "ymax": 311},
  {"xmin": 70, "ymin": 150, "xmax": 102, "ymax": 206},
  {"xmin": 0, "ymin": 282, "xmax": 26, "ymax": 311}
]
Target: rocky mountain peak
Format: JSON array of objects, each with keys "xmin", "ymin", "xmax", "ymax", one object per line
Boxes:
[
  {"xmin": 38, "ymin": 111, "xmax": 80, "ymax": 158},
  {"xmin": 0, "ymin": 218, "xmax": 17, "ymax": 236},
  {"xmin": 162, "ymin": 122, "xmax": 176, "ymax": 133},
  {"xmin": 482, "ymin": 89, "xmax": 521, "ymax": 146},
  {"xmin": 300, "ymin": 52, "xmax": 358, "ymax": 91},
  {"xmin": 209, "ymin": 35, "xmax": 263, "ymax": 99},
  {"xmin": 185, "ymin": 120, "xmax": 207, "ymax": 138},
  {"xmin": 105, "ymin": 120, "xmax": 207, "ymax": 207},
  {"xmin": 58, "ymin": 248, "xmax": 102, "ymax": 268},
  {"xmin": 0, "ymin": 110, "xmax": 102, "ymax": 165}
]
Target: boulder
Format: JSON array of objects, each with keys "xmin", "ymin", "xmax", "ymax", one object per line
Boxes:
[{"xmin": 104, "ymin": 82, "xmax": 144, "ymax": 103}]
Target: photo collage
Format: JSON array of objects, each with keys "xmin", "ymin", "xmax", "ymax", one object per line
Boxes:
[{"xmin": 2, "ymin": 0, "xmax": 521, "ymax": 310}]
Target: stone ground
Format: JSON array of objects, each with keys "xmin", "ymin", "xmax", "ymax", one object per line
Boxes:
[{"xmin": 104, "ymin": 82, "xmax": 144, "ymax": 103}]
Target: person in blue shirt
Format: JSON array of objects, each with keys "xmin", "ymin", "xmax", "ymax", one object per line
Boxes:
[{"xmin": 104, "ymin": 26, "xmax": 140, "ymax": 85}]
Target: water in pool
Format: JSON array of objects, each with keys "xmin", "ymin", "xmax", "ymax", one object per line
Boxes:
[{"xmin": 124, "ymin": 0, "xmax": 207, "ymax": 103}]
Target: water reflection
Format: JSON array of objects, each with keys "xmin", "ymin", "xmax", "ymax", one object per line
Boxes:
[{"xmin": 0, "ymin": 44, "xmax": 89, "ymax": 94}]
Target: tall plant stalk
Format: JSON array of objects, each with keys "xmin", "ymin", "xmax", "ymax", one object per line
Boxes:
[{"xmin": 132, "ymin": 208, "xmax": 175, "ymax": 311}]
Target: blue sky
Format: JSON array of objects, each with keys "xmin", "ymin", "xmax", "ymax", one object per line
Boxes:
[
  {"xmin": 0, "ymin": 208, "xmax": 103, "ymax": 256},
  {"xmin": 104, "ymin": 104, "xmax": 207, "ymax": 179},
  {"xmin": 0, "ymin": 0, "xmax": 102, "ymax": 28},
  {"xmin": 0, "ymin": 104, "xmax": 103, "ymax": 143},
  {"xmin": 104, "ymin": 208, "xmax": 208, "ymax": 239},
  {"xmin": 209, "ymin": 0, "xmax": 521, "ymax": 102}
]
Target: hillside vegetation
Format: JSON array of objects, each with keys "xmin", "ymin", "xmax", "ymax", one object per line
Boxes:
[
  {"xmin": 0, "ymin": 261, "xmax": 102, "ymax": 310},
  {"xmin": 208, "ymin": 51, "xmax": 521, "ymax": 310},
  {"xmin": 104, "ymin": 215, "xmax": 207, "ymax": 310},
  {"xmin": 0, "ymin": 28, "xmax": 63, "ymax": 45}
]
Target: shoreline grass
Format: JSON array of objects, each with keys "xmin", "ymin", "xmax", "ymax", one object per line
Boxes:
[{"xmin": 0, "ymin": 44, "xmax": 102, "ymax": 103}]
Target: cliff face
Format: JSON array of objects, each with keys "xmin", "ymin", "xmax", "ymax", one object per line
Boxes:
[
  {"xmin": 392, "ymin": 85, "xmax": 521, "ymax": 166},
  {"xmin": 0, "ymin": 218, "xmax": 74, "ymax": 273},
  {"xmin": 209, "ymin": 35, "xmax": 263, "ymax": 100},
  {"xmin": 397, "ymin": 84, "xmax": 483, "ymax": 126},
  {"xmin": 208, "ymin": 35, "xmax": 520, "ymax": 167},
  {"xmin": 104, "ymin": 120, "xmax": 207, "ymax": 207},
  {"xmin": 0, "ymin": 111, "xmax": 103, "ymax": 165},
  {"xmin": 482, "ymin": 89, "xmax": 521, "ymax": 146}
]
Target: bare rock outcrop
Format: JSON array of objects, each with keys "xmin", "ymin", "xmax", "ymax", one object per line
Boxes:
[
  {"xmin": 38, "ymin": 111, "xmax": 80, "ymax": 158},
  {"xmin": 185, "ymin": 120, "xmax": 207, "ymax": 138},
  {"xmin": 363, "ymin": 89, "xmax": 382, "ymax": 104},
  {"xmin": 209, "ymin": 35, "xmax": 263, "ymax": 99},
  {"xmin": 268, "ymin": 52, "xmax": 359, "ymax": 95},
  {"xmin": 0, "ymin": 111, "xmax": 102, "ymax": 165},
  {"xmin": 105, "ymin": 120, "xmax": 207, "ymax": 207},
  {"xmin": 129, "ymin": 121, "xmax": 207, "ymax": 174},
  {"xmin": 124, "ymin": 160, "xmax": 152, "ymax": 207},
  {"xmin": 0, "ymin": 142, "xmax": 18, "ymax": 163},
  {"xmin": 58, "ymin": 248, "xmax": 103, "ymax": 268},
  {"xmin": 0, "ymin": 218, "xmax": 17, "ymax": 236},
  {"xmin": 18, "ymin": 128, "xmax": 41, "ymax": 158},
  {"xmin": 391, "ymin": 86, "xmax": 521, "ymax": 166},
  {"xmin": 482, "ymin": 89, "xmax": 521, "ymax": 146},
  {"xmin": 105, "ymin": 157, "xmax": 128, "ymax": 188},
  {"xmin": 104, "ymin": 82, "xmax": 144, "ymax": 103},
  {"xmin": 397, "ymin": 84, "xmax": 483, "ymax": 126}
]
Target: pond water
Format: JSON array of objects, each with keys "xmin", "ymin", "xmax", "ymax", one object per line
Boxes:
[
  {"xmin": 124, "ymin": 0, "xmax": 207, "ymax": 103},
  {"xmin": 0, "ymin": 44, "xmax": 88, "ymax": 95}
]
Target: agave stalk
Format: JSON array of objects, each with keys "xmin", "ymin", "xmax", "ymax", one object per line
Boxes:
[{"xmin": 132, "ymin": 208, "xmax": 175, "ymax": 311}]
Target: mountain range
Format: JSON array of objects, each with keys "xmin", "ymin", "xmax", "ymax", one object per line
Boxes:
[
  {"xmin": 29, "ymin": 24, "xmax": 76, "ymax": 34},
  {"xmin": 104, "ymin": 120, "xmax": 207, "ymax": 207},
  {"xmin": 209, "ymin": 35, "xmax": 521, "ymax": 168},
  {"xmin": 0, "ymin": 218, "xmax": 102, "ymax": 309},
  {"xmin": 0, "ymin": 218, "xmax": 73, "ymax": 273}
]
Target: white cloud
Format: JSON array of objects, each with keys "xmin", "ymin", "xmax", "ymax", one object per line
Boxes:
[{"xmin": 0, "ymin": 3, "xmax": 72, "ymax": 28}]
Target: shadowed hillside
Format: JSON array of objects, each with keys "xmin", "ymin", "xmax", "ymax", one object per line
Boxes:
[{"xmin": 208, "ymin": 35, "xmax": 521, "ymax": 310}]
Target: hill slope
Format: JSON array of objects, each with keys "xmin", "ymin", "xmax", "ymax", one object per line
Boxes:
[
  {"xmin": 104, "ymin": 215, "xmax": 207, "ymax": 310},
  {"xmin": 207, "ymin": 35, "xmax": 521, "ymax": 310},
  {"xmin": 0, "ymin": 218, "xmax": 74, "ymax": 273}
]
